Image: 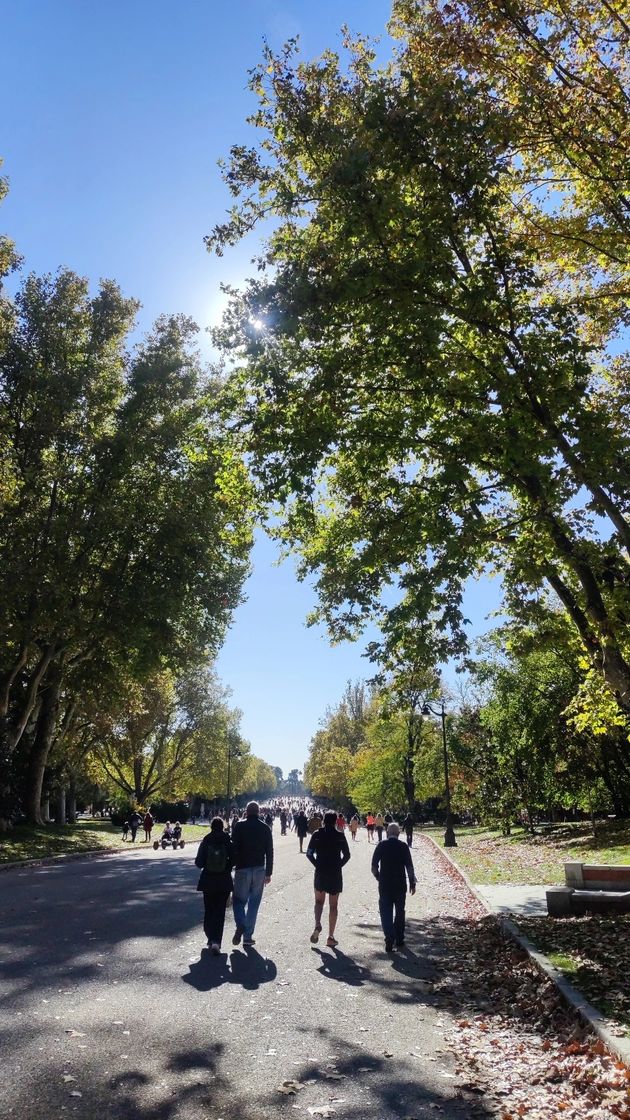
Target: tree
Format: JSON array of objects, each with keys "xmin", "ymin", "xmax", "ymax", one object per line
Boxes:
[
  {"xmin": 86, "ymin": 667, "xmax": 248, "ymax": 806},
  {"xmin": 460, "ymin": 615, "xmax": 630, "ymax": 827},
  {"xmin": 371, "ymin": 644, "xmax": 442, "ymax": 810},
  {"xmin": 210, "ymin": 19, "xmax": 630, "ymax": 717},
  {"xmin": 239, "ymin": 756, "xmax": 278, "ymax": 798},
  {"xmin": 0, "ymin": 268, "xmax": 253, "ymax": 821},
  {"xmin": 391, "ymin": 0, "xmax": 630, "ymax": 287},
  {"xmin": 303, "ymin": 681, "xmax": 370, "ymax": 800}
]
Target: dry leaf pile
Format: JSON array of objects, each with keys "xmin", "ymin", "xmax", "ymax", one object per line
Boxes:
[
  {"xmin": 422, "ymin": 844, "xmax": 630, "ymax": 1119},
  {"xmin": 517, "ymin": 915, "xmax": 630, "ymax": 1034}
]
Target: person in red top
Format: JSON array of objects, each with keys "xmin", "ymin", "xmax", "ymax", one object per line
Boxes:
[{"xmin": 336, "ymin": 814, "xmax": 346, "ymax": 831}]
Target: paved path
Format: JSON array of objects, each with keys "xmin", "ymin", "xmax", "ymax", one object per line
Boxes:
[
  {"xmin": 474, "ymin": 884, "xmax": 548, "ymax": 917},
  {"xmin": 0, "ymin": 831, "xmax": 491, "ymax": 1120}
]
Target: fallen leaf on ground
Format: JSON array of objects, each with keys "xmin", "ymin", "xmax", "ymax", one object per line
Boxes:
[{"xmin": 277, "ymin": 1081, "xmax": 303, "ymax": 1096}]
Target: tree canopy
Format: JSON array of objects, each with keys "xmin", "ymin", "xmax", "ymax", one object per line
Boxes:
[
  {"xmin": 0, "ymin": 263, "xmax": 254, "ymax": 822},
  {"xmin": 210, "ymin": 0, "xmax": 629, "ymax": 719}
]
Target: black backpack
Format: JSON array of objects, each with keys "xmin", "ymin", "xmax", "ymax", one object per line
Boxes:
[{"xmin": 205, "ymin": 838, "xmax": 228, "ymax": 874}]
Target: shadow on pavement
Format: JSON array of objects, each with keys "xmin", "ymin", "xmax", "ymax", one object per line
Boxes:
[
  {"xmin": 279, "ymin": 1026, "xmax": 492, "ymax": 1120},
  {"xmin": 311, "ymin": 945, "xmax": 370, "ymax": 986},
  {"xmin": 3, "ymin": 1027, "xmax": 494, "ymax": 1120},
  {"xmin": 182, "ymin": 946, "xmax": 277, "ymax": 991},
  {"xmin": 0, "ymin": 851, "xmax": 205, "ymax": 1004}
]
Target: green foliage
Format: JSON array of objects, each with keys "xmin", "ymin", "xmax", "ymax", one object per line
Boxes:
[
  {"xmin": 456, "ymin": 615, "xmax": 630, "ymax": 827},
  {"xmin": 210, "ymin": 13, "xmax": 630, "ymax": 719},
  {"xmin": 303, "ymin": 681, "xmax": 369, "ymax": 801},
  {"xmin": 86, "ymin": 666, "xmax": 250, "ymax": 805},
  {"xmin": 0, "ymin": 262, "xmax": 254, "ymax": 820},
  {"xmin": 147, "ymin": 799, "xmax": 190, "ymax": 824},
  {"xmin": 239, "ymin": 756, "xmax": 278, "ymax": 798}
]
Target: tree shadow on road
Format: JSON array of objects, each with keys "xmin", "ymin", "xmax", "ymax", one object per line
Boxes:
[
  {"xmin": 0, "ymin": 851, "xmax": 206, "ymax": 1005},
  {"xmin": 3, "ymin": 1025, "xmax": 495, "ymax": 1120},
  {"xmin": 182, "ymin": 946, "xmax": 277, "ymax": 992}
]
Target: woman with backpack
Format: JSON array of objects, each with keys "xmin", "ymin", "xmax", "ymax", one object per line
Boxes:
[{"xmin": 195, "ymin": 817, "xmax": 234, "ymax": 954}]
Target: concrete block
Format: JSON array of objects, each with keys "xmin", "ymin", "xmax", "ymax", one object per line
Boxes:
[
  {"xmin": 564, "ymin": 861, "xmax": 584, "ymax": 888},
  {"xmin": 546, "ymin": 886, "xmax": 574, "ymax": 917}
]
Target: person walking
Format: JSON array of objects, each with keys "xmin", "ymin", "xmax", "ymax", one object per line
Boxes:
[
  {"xmin": 231, "ymin": 802, "xmax": 274, "ymax": 947},
  {"xmin": 143, "ymin": 810, "xmax": 154, "ymax": 842},
  {"xmin": 349, "ymin": 815, "xmax": 360, "ymax": 842},
  {"xmin": 306, "ymin": 809, "xmax": 351, "ymax": 948},
  {"xmin": 296, "ymin": 809, "xmax": 309, "ymax": 852},
  {"xmin": 280, "ymin": 809, "xmax": 288, "ymax": 836},
  {"xmin": 374, "ymin": 813, "xmax": 385, "ymax": 843},
  {"xmin": 371, "ymin": 822, "xmax": 416, "ymax": 952},
  {"xmin": 129, "ymin": 810, "xmax": 143, "ymax": 843},
  {"xmin": 195, "ymin": 817, "xmax": 234, "ymax": 954},
  {"xmin": 308, "ymin": 808, "xmax": 323, "ymax": 834},
  {"xmin": 366, "ymin": 814, "xmax": 375, "ymax": 843},
  {"xmin": 402, "ymin": 812, "xmax": 414, "ymax": 847}
]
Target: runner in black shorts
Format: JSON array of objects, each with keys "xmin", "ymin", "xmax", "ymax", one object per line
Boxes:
[{"xmin": 306, "ymin": 810, "xmax": 351, "ymax": 947}]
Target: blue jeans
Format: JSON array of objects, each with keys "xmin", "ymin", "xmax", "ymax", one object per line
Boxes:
[
  {"xmin": 378, "ymin": 891, "xmax": 406, "ymax": 944},
  {"xmin": 233, "ymin": 867, "xmax": 266, "ymax": 938}
]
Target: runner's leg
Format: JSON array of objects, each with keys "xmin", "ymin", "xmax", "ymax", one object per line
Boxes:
[{"xmin": 328, "ymin": 893, "xmax": 339, "ymax": 938}]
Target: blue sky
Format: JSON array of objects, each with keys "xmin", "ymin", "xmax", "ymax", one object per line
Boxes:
[{"xmin": 1, "ymin": 0, "xmax": 503, "ymax": 774}]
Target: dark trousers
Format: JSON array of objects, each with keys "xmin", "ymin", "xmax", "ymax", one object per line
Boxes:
[
  {"xmin": 376, "ymin": 827, "xmax": 383, "ymax": 842},
  {"xmin": 203, "ymin": 890, "xmax": 231, "ymax": 945},
  {"xmin": 378, "ymin": 891, "xmax": 406, "ymax": 944},
  {"xmin": 405, "ymin": 829, "xmax": 413, "ymax": 847}
]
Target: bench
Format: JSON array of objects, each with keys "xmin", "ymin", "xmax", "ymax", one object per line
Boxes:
[{"xmin": 546, "ymin": 862, "xmax": 630, "ymax": 917}]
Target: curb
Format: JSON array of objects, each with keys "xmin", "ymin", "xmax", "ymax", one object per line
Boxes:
[
  {"xmin": 422, "ymin": 832, "xmax": 630, "ymax": 1067},
  {"xmin": 0, "ymin": 843, "xmax": 148, "ymax": 874}
]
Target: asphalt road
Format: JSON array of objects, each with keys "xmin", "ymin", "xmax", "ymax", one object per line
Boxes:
[{"xmin": 0, "ymin": 831, "xmax": 492, "ymax": 1120}]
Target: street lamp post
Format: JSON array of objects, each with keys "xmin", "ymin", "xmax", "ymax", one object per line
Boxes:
[{"xmin": 422, "ymin": 699, "xmax": 457, "ymax": 848}]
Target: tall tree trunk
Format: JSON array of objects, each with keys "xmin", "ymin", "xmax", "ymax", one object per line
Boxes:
[
  {"xmin": 56, "ymin": 786, "xmax": 67, "ymax": 825},
  {"xmin": 67, "ymin": 774, "xmax": 77, "ymax": 824},
  {"xmin": 133, "ymin": 756, "xmax": 143, "ymax": 804},
  {"xmin": 25, "ymin": 663, "xmax": 62, "ymax": 826},
  {"xmin": 3, "ymin": 644, "xmax": 60, "ymax": 759}
]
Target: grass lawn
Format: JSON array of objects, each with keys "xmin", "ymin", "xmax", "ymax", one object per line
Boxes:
[
  {"xmin": 0, "ymin": 819, "xmax": 211, "ymax": 864},
  {"xmin": 517, "ymin": 914, "xmax": 630, "ymax": 1037},
  {"xmin": 422, "ymin": 819, "xmax": 630, "ymax": 885}
]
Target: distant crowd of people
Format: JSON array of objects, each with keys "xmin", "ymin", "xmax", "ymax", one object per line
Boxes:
[
  {"xmin": 194, "ymin": 799, "xmax": 417, "ymax": 956},
  {"xmin": 119, "ymin": 796, "xmax": 417, "ymax": 955}
]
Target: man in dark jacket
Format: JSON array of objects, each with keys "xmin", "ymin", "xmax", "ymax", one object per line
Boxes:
[
  {"xmin": 195, "ymin": 817, "xmax": 234, "ymax": 954},
  {"xmin": 231, "ymin": 801, "xmax": 274, "ymax": 947},
  {"xmin": 295, "ymin": 810, "xmax": 309, "ymax": 852},
  {"xmin": 129, "ymin": 810, "xmax": 143, "ymax": 842},
  {"xmin": 371, "ymin": 822, "xmax": 416, "ymax": 951}
]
